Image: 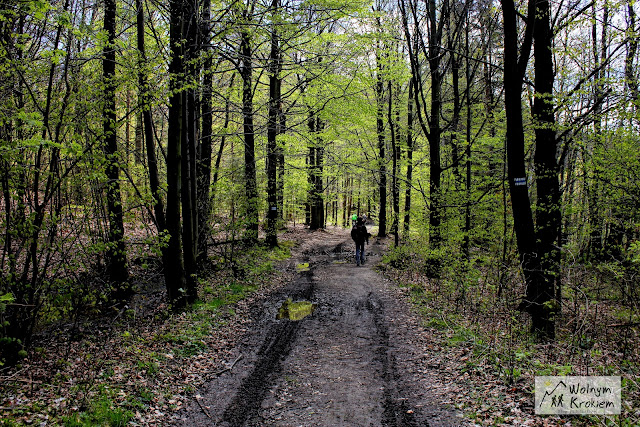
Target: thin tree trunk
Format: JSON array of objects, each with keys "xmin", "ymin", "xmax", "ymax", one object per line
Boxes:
[
  {"xmin": 462, "ymin": 14, "xmax": 472, "ymax": 259},
  {"xmin": 403, "ymin": 77, "xmax": 414, "ymax": 237},
  {"xmin": 165, "ymin": 0, "xmax": 187, "ymax": 306},
  {"xmin": 211, "ymin": 74, "xmax": 235, "ymax": 202},
  {"xmin": 136, "ymin": 0, "xmax": 165, "ymax": 234},
  {"xmin": 375, "ymin": 43, "xmax": 387, "ymax": 237},
  {"xmin": 266, "ymin": 0, "xmax": 281, "ymax": 246},
  {"xmin": 103, "ymin": 0, "xmax": 129, "ymax": 293},
  {"xmin": 240, "ymin": 28, "xmax": 259, "ymax": 242},
  {"xmin": 388, "ymin": 80, "xmax": 400, "ymax": 246},
  {"xmin": 197, "ymin": 0, "xmax": 213, "ymax": 264},
  {"xmin": 626, "ymin": 1, "xmax": 639, "ymax": 107},
  {"xmin": 276, "ymin": 109, "xmax": 286, "ymax": 225},
  {"xmin": 180, "ymin": 0, "xmax": 198, "ymax": 302}
]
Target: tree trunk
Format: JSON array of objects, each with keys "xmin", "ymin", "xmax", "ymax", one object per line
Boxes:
[
  {"xmin": 626, "ymin": 1, "xmax": 638, "ymax": 108},
  {"xmin": 306, "ymin": 134, "xmax": 314, "ymax": 227},
  {"xmin": 501, "ymin": 0, "xmax": 554, "ymax": 339},
  {"xmin": 463, "ymin": 15, "xmax": 472, "ymax": 259},
  {"xmin": 240, "ymin": 28, "xmax": 259, "ymax": 242},
  {"xmin": 180, "ymin": 0, "xmax": 198, "ymax": 302},
  {"xmin": 165, "ymin": 0, "xmax": 187, "ymax": 307},
  {"xmin": 531, "ymin": 0, "xmax": 560, "ymax": 339},
  {"xmin": 403, "ymin": 77, "xmax": 414, "ymax": 237},
  {"xmin": 276, "ymin": 110, "xmax": 286, "ymax": 225},
  {"xmin": 308, "ymin": 113, "xmax": 324, "ymax": 230},
  {"xmin": 427, "ymin": 0, "xmax": 442, "ymax": 247},
  {"xmin": 103, "ymin": 0, "xmax": 130, "ymax": 295},
  {"xmin": 197, "ymin": 0, "xmax": 213, "ymax": 263},
  {"xmin": 388, "ymin": 80, "xmax": 400, "ymax": 246},
  {"xmin": 211, "ymin": 74, "xmax": 234, "ymax": 204},
  {"xmin": 375, "ymin": 47, "xmax": 387, "ymax": 237},
  {"xmin": 136, "ymin": 0, "xmax": 166, "ymax": 234},
  {"xmin": 266, "ymin": 0, "xmax": 281, "ymax": 246}
]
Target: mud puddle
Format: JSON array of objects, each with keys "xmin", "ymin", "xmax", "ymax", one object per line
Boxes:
[{"xmin": 276, "ymin": 298, "xmax": 316, "ymax": 321}]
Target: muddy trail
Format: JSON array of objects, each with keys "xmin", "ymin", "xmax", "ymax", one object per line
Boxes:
[{"xmin": 176, "ymin": 228, "xmax": 464, "ymax": 426}]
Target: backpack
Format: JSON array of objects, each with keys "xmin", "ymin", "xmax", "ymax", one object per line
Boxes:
[{"xmin": 351, "ymin": 223, "xmax": 367, "ymax": 242}]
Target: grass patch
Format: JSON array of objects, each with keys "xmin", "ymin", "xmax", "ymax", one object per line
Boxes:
[{"xmin": 62, "ymin": 394, "xmax": 133, "ymax": 427}]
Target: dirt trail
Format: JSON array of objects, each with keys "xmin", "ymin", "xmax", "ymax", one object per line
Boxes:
[{"xmin": 176, "ymin": 227, "xmax": 464, "ymax": 426}]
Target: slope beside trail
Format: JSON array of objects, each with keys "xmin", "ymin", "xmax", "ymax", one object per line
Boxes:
[{"xmin": 176, "ymin": 227, "xmax": 466, "ymax": 426}]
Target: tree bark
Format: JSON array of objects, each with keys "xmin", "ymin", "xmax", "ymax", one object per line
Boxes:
[
  {"xmin": 502, "ymin": 0, "xmax": 558, "ymax": 339},
  {"xmin": 179, "ymin": 0, "xmax": 198, "ymax": 302},
  {"xmin": 240, "ymin": 27, "xmax": 259, "ymax": 242},
  {"xmin": 427, "ymin": 0, "xmax": 442, "ymax": 247},
  {"xmin": 103, "ymin": 0, "xmax": 130, "ymax": 294},
  {"xmin": 375, "ymin": 46, "xmax": 387, "ymax": 237},
  {"xmin": 165, "ymin": 0, "xmax": 187, "ymax": 307},
  {"xmin": 266, "ymin": 0, "xmax": 282, "ymax": 246},
  {"xmin": 403, "ymin": 77, "xmax": 414, "ymax": 237},
  {"xmin": 531, "ymin": 0, "xmax": 560, "ymax": 339},
  {"xmin": 136, "ymin": 0, "xmax": 166, "ymax": 234},
  {"xmin": 197, "ymin": 0, "xmax": 213, "ymax": 263},
  {"xmin": 389, "ymin": 80, "xmax": 400, "ymax": 246},
  {"xmin": 308, "ymin": 112, "xmax": 324, "ymax": 230}
]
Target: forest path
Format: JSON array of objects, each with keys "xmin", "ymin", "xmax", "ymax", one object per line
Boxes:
[{"xmin": 176, "ymin": 227, "xmax": 464, "ymax": 426}]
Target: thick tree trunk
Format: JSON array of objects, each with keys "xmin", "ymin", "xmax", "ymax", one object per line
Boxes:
[
  {"xmin": 179, "ymin": 0, "xmax": 198, "ymax": 302},
  {"xmin": 502, "ymin": 0, "xmax": 557, "ymax": 339},
  {"xmin": 308, "ymin": 113, "xmax": 324, "ymax": 230},
  {"xmin": 427, "ymin": 0, "xmax": 442, "ymax": 247},
  {"xmin": 531, "ymin": 0, "xmax": 560, "ymax": 339},
  {"xmin": 103, "ymin": 0, "xmax": 129, "ymax": 294}
]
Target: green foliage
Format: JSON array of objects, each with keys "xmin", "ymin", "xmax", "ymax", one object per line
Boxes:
[{"xmin": 62, "ymin": 395, "xmax": 133, "ymax": 427}]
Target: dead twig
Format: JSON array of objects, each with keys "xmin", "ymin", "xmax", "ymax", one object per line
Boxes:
[
  {"xmin": 214, "ymin": 354, "xmax": 243, "ymax": 377},
  {"xmin": 195, "ymin": 395, "xmax": 211, "ymax": 419},
  {"xmin": 606, "ymin": 322, "xmax": 640, "ymax": 328}
]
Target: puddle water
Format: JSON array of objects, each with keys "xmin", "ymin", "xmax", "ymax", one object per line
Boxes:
[
  {"xmin": 296, "ymin": 262, "xmax": 310, "ymax": 272},
  {"xmin": 276, "ymin": 298, "xmax": 316, "ymax": 321}
]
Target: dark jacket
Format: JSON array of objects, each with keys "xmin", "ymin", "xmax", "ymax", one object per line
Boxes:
[{"xmin": 351, "ymin": 222, "xmax": 370, "ymax": 245}]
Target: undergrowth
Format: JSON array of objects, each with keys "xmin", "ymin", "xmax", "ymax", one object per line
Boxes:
[
  {"xmin": 381, "ymin": 241, "xmax": 640, "ymax": 426},
  {"xmin": 0, "ymin": 239, "xmax": 296, "ymax": 426}
]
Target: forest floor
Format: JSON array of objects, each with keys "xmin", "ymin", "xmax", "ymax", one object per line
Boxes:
[
  {"xmin": 174, "ymin": 227, "xmax": 465, "ymax": 426},
  {"xmin": 3, "ymin": 225, "xmax": 630, "ymax": 426}
]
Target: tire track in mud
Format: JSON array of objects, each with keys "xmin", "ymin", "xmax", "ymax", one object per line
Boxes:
[
  {"xmin": 367, "ymin": 292, "xmax": 419, "ymax": 426},
  {"xmin": 177, "ymin": 232, "xmax": 462, "ymax": 426},
  {"xmin": 221, "ymin": 270, "xmax": 315, "ymax": 425}
]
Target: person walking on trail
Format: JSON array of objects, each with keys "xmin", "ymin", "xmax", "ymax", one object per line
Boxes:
[
  {"xmin": 351, "ymin": 217, "xmax": 370, "ymax": 266},
  {"xmin": 351, "ymin": 213, "xmax": 358, "ymax": 227}
]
